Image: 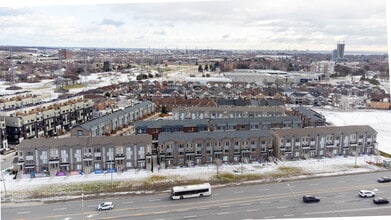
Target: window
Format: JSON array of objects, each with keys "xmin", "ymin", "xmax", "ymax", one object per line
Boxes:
[{"xmin": 77, "ymin": 130, "xmax": 83, "ymax": 136}]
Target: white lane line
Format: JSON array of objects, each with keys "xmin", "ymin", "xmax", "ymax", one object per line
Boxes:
[
  {"xmin": 284, "ymin": 214, "xmax": 294, "ymax": 217},
  {"xmin": 259, "ymin": 201, "xmax": 271, "ymax": 204},
  {"xmin": 264, "ymin": 216, "xmax": 275, "ymax": 219},
  {"xmin": 17, "ymin": 211, "xmax": 31, "ymax": 214},
  {"xmin": 53, "ymin": 207, "xmax": 67, "ymax": 211},
  {"xmin": 305, "ymin": 206, "xmax": 390, "ymax": 215},
  {"xmin": 277, "ymin": 206, "xmax": 288, "ymax": 209},
  {"xmin": 123, "ymin": 201, "xmax": 134, "ymax": 204},
  {"xmin": 184, "ymin": 215, "xmax": 198, "ymax": 219},
  {"xmin": 247, "ymin": 209, "xmax": 259, "ymax": 212},
  {"xmin": 259, "ymin": 189, "xmax": 270, "ymax": 191},
  {"xmin": 149, "ymin": 199, "xmax": 161, "ymax": 202},
  {"xmin": 217, "ymin": 212, "xmax": 230, "ymax": 215},
  {"xmin": 197, "ymin": 207, "xmax": 209, "ymax": 210}
]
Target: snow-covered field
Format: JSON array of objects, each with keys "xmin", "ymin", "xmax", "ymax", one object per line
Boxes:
[{"xmin": 316, "ymin": 108, "xmax": 391, "ymax": 155}]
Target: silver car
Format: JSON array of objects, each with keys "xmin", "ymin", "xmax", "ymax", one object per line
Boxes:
[{"xmin": 97, "ymin": 202, "xmax": 114, "ymax": 211}]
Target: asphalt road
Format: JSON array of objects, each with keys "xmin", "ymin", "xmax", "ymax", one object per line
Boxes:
[{"xmin": 2, "ymin": 171, "xmax": 391, "ymax": 220}]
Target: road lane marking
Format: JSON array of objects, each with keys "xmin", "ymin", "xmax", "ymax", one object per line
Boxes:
[
  {"xmin": 217, "ymin": 212, "xmax": 229, "ymax": 215},
  {"xmin": 53, "ymin": 208, "xmax": 67, "ymax": 211},
  {"xmin": 284, "ymin": 214, "xmax": 294, "ymax": 217},
  {"xmin": 259, "ymin": 201, "xmax": 271, "ymax": 204},
  {"xmin": 197, "ymin": 207, "xmax": 209, "ymax": 210},
  {"xmin": 305, "ymin": 206, "xmax": 390, "ymax": 215},
  {"xmin": 259, "ymin": 189, "xmax": 270, "ymax": 191},
  {"xmin": 264, "ymin": 216, "xmax": 275, "ymax": 218},
  {"xmin": 123, "ymin": 201, "xmax": 134, "ymax": 204},
  {"xmin": 17, "ymin": 211, "xmax": 31, "ymax": 214},
  {"xmin": 184, "ymin": 215, "xmax": 198, "ymax": 219},
  {"xmin": 277, "ymin": 206, "xmax": 288, "ymax": 209},
  {"xmin": 247, "ymin": 209, "xmax": 259, "ymax": 212},
  {"xmin": 149, "ymin": 199, "xmax": 161, "ymax": 202}
]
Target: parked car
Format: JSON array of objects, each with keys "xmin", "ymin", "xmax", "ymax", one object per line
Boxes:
[
  {"xmin": 303, "ymin": 195, "xmax": 320, "ymax": 203},
  {"xmin": 373, "ymin": 197, "xmax": 389, "ymax": 204},
  {"xmin": 377, "ymin": 177, "xmax": 391, "ymax": 183},
  {"xmin": 359, "ymin": 190, "xmax": 375, "ymax": 198},
  {"xmin": 97, "ymin": 202, "xmax": 114, "ymax": 211}
]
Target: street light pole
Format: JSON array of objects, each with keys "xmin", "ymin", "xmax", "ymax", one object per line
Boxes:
[{"xmin": 82, "ymin": 192, "xmax": 84, "ymax": 220}]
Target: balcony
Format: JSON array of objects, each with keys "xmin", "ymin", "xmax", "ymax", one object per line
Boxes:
[
  {"xmin": 83, "ymin": 155, "xmax": 93, "ymax": 161},
  {"xmin": 115, "ymin": 154, "xmax": 125, "ymax": 160}
]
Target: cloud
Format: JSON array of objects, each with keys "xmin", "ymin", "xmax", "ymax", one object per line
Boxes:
[
  {"xmin": 0, "ymin": 0, "xmax": 387, "ymax": 51},
  {"xmin": 100, "ymin": 18, "xmax": 124, "ymax": 27},
  {"xmin": 153, "ymin": 29, "xmax": 167, "ymax": 35}
]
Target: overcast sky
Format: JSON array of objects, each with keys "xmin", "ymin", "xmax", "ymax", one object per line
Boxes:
[{"xmin": 0, "ymin": 0, "xmax": 389, "ymax": 52}]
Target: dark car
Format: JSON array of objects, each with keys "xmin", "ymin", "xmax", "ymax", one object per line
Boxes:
[
  {"xmin": 373, "ymin": 197, "xmax": 389, "ymax": 204},
  {"xmin": 303, "ymin": 195, "xmax": 320, "ymax": 203},
  {"xmin": 377, "ymin": 177, "xmax": 391, "ymax": 183}
]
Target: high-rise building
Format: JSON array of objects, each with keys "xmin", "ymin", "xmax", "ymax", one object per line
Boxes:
[
  {"xmin": 337, "ymin": 41, "xmax": 345, "ymax": 59},
  {"xmin": 331, "ymin": 41, "xmax": 347, "ymax": 62}
]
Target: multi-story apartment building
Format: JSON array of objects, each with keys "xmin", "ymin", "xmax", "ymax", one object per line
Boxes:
[
  {"xmin": 157, "ymin": 130, "xmax": 273, "ymax": 168},
  {"xmin": 172, "ymin": 106, "xmax": 286, "ymax": 120},
  {"xmin": 15, "ymin": 135, "xmax": 153, "ymax": 175},
  {"xmin": 71, "ymin": 101, "xmax": 156, "ymax": 137},
  {"xmin": 272, "ymin": 125, "xmax": 377, "ymax": 160},
  {"xmin": 0, "ymin": 95, "xmax": 94, "ymax": 145}
]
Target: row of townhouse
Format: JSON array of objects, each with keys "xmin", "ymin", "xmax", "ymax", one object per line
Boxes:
[
  {"xmin": 15, "ymin": 135, "xmax": 152, "ymax": 176},
  {"xmin": 0, "ymin": 95, "xmax": 94, "ymax": 145},
  {"xmin": 0, "ymin": 92, "xmax": 42, "ymax": 111},
  {"xmin": 15, "ymin": 125, "xmax": 377, "ymax": 176},
  {"xmin": 70, "ymin": 101, "xmax": 157, "ymax": 137},
  {"xmin": 172, "ymin": 106, "xmax": 286, "ymax": 120},
  {"xmin": 135, "ymin": 116, "xmax": 302, "ymax": 141},
  {"xmin": 272, "ymin": 125, "xmax": 378, "ymax": 160}
]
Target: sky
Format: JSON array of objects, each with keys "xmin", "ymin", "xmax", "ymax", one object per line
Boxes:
[{"xmin": 0, "ymin": 0, "xmax": 389, "ymax": 52}]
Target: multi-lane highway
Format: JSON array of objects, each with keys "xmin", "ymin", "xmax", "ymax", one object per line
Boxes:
[{"xmin": 2, "ymin": 171, "xmax": 391, "ymax": 220}]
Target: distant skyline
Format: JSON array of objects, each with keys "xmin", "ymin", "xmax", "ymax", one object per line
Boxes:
[{"xmin": 0, "ymin": 0, "xmax": 389, "ymax": 52}]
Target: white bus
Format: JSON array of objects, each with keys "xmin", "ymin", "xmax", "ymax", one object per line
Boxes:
[{"xmin": 170, "ymin": 183, "xmax": 212, "ymax": 200}]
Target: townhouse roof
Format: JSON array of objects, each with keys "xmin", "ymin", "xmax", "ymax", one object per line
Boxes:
[
  {"xmin": 135, "ymin": 119, "xmax": 208, "ymax": 128},
  {"xmin": 271, "ymin": 125, "xmax": 377, "ymax": 137},
  {"xmin": 158, "ymin": 130, "xmax": 272, "ymax": 143},
  {"xmin": 18, "ymin": 135, "xmax": 152, "ymax": 150},
  {"xmin": 135, "ymin": 116, "xmax": 301, "ymax": 129},
  {"xmin": 78, "ymin": 101, "xmax": 154, "ymax": 130},
  {"xmin": 293, "ymin": 106, "xmax": 325, "ymax": 122}
]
